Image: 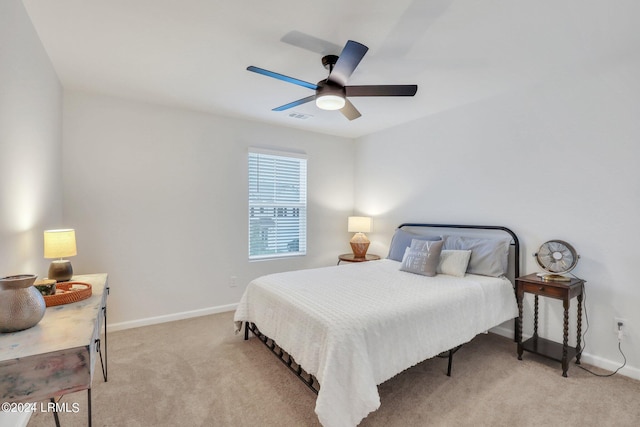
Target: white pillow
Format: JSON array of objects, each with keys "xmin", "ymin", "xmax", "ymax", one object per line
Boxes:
[{"xmin": 437, "ymin": 250, "xmax": 472, "ymax": 277}]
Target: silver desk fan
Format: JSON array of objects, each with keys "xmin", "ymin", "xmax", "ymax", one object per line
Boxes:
[{"xmin": 534, "ymin": 240, "xmax": 579, "ymax": 282}]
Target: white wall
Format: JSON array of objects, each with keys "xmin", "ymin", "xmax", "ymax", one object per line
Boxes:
[
  {"xmin": 0, "ymin": 0, "xmax": 62, "ymax": 279},
  {"xmin": 0, "ymin": 2, "xmax": 62, "ymax": 426},
  {"xmin": 354, "ymin": 57, "xmax": 640, "ymax": 378},
  {"xmin": 63, "ymin": 91, "xmax": 354, "ymax": 328}
]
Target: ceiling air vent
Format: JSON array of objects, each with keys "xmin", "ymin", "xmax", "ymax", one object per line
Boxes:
[{"xmin": 288, "ymin": 112, "xmax": 313, "ymax": 120}]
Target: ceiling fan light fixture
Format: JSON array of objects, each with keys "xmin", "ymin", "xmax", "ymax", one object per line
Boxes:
[
  {"xmin": 247, "ymin": 39, "xmax": 417, "ymax": 120},
  {"xmin": 316, "ymin": 94, "xmax": 345, "ymax": 111}
]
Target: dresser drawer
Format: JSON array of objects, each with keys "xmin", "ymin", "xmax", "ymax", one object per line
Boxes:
[{"xmin": 521, "ymin": 282, "xmax": 567, "ymax": 299}]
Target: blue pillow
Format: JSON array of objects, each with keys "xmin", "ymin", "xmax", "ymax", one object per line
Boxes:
[
  {"xmin": 388, "ymin": 228, "xmax": 442, "ymax": 262},
  {"xmin": 443, "ymin": 235, "xmax": 511, "ymax": 277}
]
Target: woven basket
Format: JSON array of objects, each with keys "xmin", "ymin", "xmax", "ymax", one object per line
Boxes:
[{"xmin": 44, "ymin": 281, "xmax": 92, "ymax": 307}]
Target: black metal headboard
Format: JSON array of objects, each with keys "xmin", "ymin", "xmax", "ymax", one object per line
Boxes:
[{"xmin": 397, "ymin": 223, "xmax": 520, "ymax": 279}]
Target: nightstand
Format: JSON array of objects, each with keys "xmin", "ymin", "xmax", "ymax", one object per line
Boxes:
[
  {"xmin": 515, "ymin": 273, "xmax": 585, "ymax": 377},
  {"xmin": 337, "ymin": 253, "xmax": 381, "ymax": 265}
]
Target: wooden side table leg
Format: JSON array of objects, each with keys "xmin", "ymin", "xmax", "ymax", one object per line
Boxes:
[
  {"xmin": 517, "ymin": 288, "xmax": 524, "ymax": 360},
  {"xmin": 576, "ymin": 292, "xmax": 583, "ymax": 364},
  {"xmin": 562, "ymin": 299, "xmax": 570, "ymax": 377}
]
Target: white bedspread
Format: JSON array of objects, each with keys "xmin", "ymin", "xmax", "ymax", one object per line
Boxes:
[{"xmin": 234, "ymin": 259, "xmax": 518, "ymax": 427}]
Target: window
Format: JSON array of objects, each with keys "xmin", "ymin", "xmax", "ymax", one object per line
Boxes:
[{"xmin": 248, "ymin": 149, "xmax": 307, "ymax": 259}]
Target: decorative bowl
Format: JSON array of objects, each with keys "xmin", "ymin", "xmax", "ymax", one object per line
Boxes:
[{"xmin": 35, "ymin": 279, "xmax": 57, "ymax": 296}]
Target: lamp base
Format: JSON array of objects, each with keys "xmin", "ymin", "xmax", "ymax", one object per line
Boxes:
[
  {"xmin": 350, "ymin": 232, "xmax": 370, "ymax": 258},
  {"xmin": 48, "ymin": 260, "xmax": 73, "ymax": 282},
  {"xmin": 350, "ymin": 242, "xmax": 370, "ymax": 259}
]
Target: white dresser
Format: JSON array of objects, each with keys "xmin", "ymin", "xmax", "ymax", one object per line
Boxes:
[{"xmin": 0, "ymin": 273, "xmax": 109, "ymax": 426}]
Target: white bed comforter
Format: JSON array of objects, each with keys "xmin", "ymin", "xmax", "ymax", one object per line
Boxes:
[{"xmin": 234, "ymin": 259, "xmax": 518, "ymax": 427}]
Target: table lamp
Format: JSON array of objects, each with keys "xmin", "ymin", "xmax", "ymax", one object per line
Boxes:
[
  {"xmin": 348, "ymin": 216, "xmax": 372, "ymax": 258},
  {"xmin": 44, "ymin": 229, "xmax": 77, "ymax": 282}
]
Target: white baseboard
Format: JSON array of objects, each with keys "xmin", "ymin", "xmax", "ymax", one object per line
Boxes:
[
  {"xmin": 490, "ymin": 324, "xmax": 514, "ymax": 339},
  {"xmin": 489, "ymin": 325, "xmax": 639, "ymax": 381},
  {"xmin": 108, "ymin": 303, "xmax": 238, "ymax": 332},
  {"xmin": 579, "ymin": 350, "xmax": 640, "ymax": 380}
]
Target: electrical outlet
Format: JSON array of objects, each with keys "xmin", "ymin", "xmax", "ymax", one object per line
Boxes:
[
  {"xmin": 229, "ymin": 276, "xmax": 237, "ymax": 287},
  {"xmin": 614, "ymin": 317, "xmax": 627, "ymax": 337}
]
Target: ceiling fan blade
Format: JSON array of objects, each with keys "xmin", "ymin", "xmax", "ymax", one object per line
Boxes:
[
  {"xmin": 272, "ymin": 95, "xmax": 316, "ymax": 111},
  {"xmin": 247, "ymin": 66, "xmax": 318, "ymax": 90},
  {"xmin": 280, "ymin": 31, "xmax": 343, "ymax": 56},
  {"xmin": 345, "ymin": 85, "xmax": 418, "ymax": 97},
  {"xmin": 376, "ymin": 0, "xmax": 453, "ymax": 59},
  {"xmin": 328, "ymin": 40, "xmax": 369, "ymax": 87},
  {"xmin": 340, "ymin": 99, "xmax": 361, "ymax": 121}
]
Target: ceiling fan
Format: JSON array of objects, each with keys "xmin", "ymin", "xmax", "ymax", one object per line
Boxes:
[{"xmin": 247, "ymin": 40, "xmax": 418, "ymax": 120}]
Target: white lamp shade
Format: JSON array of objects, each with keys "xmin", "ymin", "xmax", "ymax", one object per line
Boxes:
[
  {"xmin": 44, "ymin": 229, "xmax": 77, "ymax": 258},
  {"xmin": 348, "ymin": 216, "xmax": 372, "ymax": 233}
]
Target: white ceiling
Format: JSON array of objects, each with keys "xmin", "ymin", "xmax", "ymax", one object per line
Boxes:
[{"xmin": 22, "ymin": 0, "xmax": 639, "ymax": 138}]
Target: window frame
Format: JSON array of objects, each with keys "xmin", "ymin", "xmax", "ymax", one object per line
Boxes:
[{"xmin": 248, "ymin": 148, "xmax": 307, "ymax": 260}]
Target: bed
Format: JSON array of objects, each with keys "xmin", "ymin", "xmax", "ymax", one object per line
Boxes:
[{"xmin": 234, "ymin": 223, "xmax": 520, "ymax": 427}]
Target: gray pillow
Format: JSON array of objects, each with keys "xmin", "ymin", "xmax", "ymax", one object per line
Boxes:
[
  {"xmin": 443, "ymin": 235, "xmax": 511, "ymax": 277},
  {"xmin": 388, "ymin": 228, "xmax": 441, "ymax": 262},
  {"xmin": 399, "ymin": 239, "xmax": 444, "ymax": 277}
]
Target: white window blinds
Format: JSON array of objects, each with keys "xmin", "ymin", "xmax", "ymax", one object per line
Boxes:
[{"xmin": 248, "ymin": 150, "xmax": 307, "ymax": 259}]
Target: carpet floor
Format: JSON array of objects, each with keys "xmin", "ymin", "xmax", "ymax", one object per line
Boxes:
[{"xmin": 27, "ymin": 311, "xmax": 640, "ymax": 426}]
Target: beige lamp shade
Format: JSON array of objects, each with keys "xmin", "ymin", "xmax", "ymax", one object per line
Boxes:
[
  {"xmin": 347, "ymin": 216, "xmax": 372, "ymax": 233},
  {"xmin": 44, "ymin": 229, "xmax": 77, "ymax": 259}
]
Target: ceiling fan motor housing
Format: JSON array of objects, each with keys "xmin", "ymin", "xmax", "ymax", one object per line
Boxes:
[{"xmin": 316, "ymin": 80, "xmax": 345, "ymax": 97}]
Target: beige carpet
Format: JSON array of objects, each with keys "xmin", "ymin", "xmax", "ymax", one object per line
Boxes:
[{"xmin": 27, "ymin": 311, "xmax": 640, "ymax": 427}]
